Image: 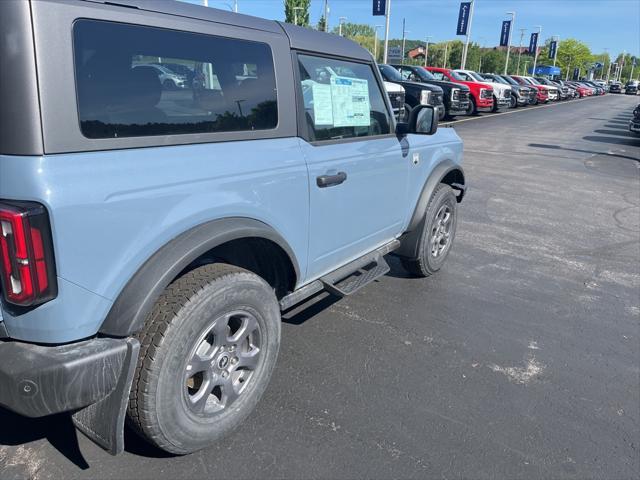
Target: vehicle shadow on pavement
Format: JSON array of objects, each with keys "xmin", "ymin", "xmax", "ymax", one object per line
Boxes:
[
  {"xmin": 529, "ymin": 143, "xmax": 640, "ymax": 162},
  {"xmin": 582, "ymin": 135, "xmax": 640, "ymax": 148},
  {"xmin": 0, "ymin": 407, "xmax": 90, "ymax": 470}
]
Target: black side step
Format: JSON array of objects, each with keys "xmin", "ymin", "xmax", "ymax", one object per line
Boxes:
[{"xmin": 279, "ymin": 239, "xmax": 400, "ymax": 310}]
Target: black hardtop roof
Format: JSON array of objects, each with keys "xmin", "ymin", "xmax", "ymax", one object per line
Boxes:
[{"xmin": 83, "ymin": 0, "xmax": 372, "ymax": 61}]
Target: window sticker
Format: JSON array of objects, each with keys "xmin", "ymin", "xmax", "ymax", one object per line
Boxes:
[
  {"xmin": 311, "ymin": 83, "xmax": 334, "ymax": 125},
  {"xmin": 329, "ymin": 76, "xmax": 371, "ymax": 127}
]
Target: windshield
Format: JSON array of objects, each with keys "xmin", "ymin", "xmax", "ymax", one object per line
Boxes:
[
  {"xmin": 379, "ymin": 65, "xmax": 403, "ymax": 82},
  {"xmin": 527, "ymin": 77, "xmax": 541, "ymax": 85},
  {"xmin": 415, "ymin": 68, "xmax": 436, "ymax": 81},
  {"xmin": 486, "ymin": 75, "xmax": 508, "ymax": 85},
  {"xmin": 449, "ymin": 70, "xmax": 466, "ymax": 81},
  {"xmin": 468, "ymin": 71, "xmax": 485, "ymax": 82},
  {"xmin": 501, "ymin": 75, "xmax": 518, "ymax": 86}
]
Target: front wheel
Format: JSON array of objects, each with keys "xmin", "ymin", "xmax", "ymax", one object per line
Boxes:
[
  {"xmin": 510, "ymin": 94, "xmax": 517, "ymax": 108},
  {"xmin": 401, "ymin": 184, "xmax": 458, "ymax": 277},
  {"xmin": 466, "ymin": 97, "xmax": 477, "ymax": 115},
  {"xmin": 127, "ymin": 264, "xmax": 281, "ymax": 454}
]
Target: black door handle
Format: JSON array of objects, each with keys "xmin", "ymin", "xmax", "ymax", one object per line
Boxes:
[{"xmin": 316, "ymin": 171, "xmax": 347, "ymax": 188}]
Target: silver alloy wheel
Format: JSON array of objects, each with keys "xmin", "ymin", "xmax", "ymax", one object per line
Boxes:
[
  {"xmin": 184, "ymin": 311, "xmax": 261, "ymax": 415},
  {"xmin": 430, "ymin": 204, "xmax": 453, "ymax": 258}
]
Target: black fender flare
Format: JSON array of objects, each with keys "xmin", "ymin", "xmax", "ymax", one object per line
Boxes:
[
  {"xmin": 99, "ymin": 217, "xmax": 300, "ymax": 337},
  {"xmin": 396, "ymin": 160, "xmax": 465, "ymax": 259}
]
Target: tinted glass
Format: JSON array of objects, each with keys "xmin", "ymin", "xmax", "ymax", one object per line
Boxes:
[
  {"xmin": 468, "ymin": 72, "xmax": 484, "ymax": 82},
  {"xmin": 501, "ymin": 75, "xmax": 518, "ymax": 86},
  {"xmin": 379, "ymin": 64, "xmax": 403, "ymax": 82},
  {"xmin": 429, "ymin": 71, "xmax": 447, "ymax": 81},
  {"xmin": 417, "ymin": 68, "xmax": 437, "ymax": 81},
  {"xmin": 73, "ymin": 20, "xmax": 277, "ymax": 139},
  {"xmin": 449, "ymin": 71, "xmax": 466, "ymax": 81},
  {"xmin": 299, "ymin": 55, "xmax": 391, "ymax": 142}
]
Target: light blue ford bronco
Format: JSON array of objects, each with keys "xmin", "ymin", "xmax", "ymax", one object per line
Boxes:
[{"xmin": 0, "ymin": 0, "xmax": 465, "ymax": 455}]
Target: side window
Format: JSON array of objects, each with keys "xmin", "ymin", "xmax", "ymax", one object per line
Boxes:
[
  {"xmin": 458, "ymin": 72, "xmax": 472, "ymax": 81},
  {"xmin": 73, "ymin": 20, "xmax": 277, "ymax": 139},
  {"xmin": 297, "ymin": 54, "xmax": 391, "ymax": 142},
  {"xmin": 400, "ymin": 68, "xmax": 412, "ymax": 80},
  {"xmin": 431, "ymin": 71, "xmax": 445, "ymax": 81}
]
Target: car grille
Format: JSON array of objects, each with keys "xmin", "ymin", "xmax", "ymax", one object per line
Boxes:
[
  {"xmin": 452, "ymin": 89, "xmax": 469, "ymax": 102},
  {"xmin": 528, "ymin": 89, "xmax": 537, "ymax": 99},
  {"xmin": 429, "ymin": 92, "xmax": 444, "ymax": 106},
  {"xmin": 561, "ymin": 86, "xmax": 569, "ymax": 95},
  {"xmin": 389, "ymin": 91, "xmax": 405, "ymax": 111}
]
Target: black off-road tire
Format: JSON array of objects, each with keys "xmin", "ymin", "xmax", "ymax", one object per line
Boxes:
[
  {"xmin": 466, "ymin": 97, "xmax": 477, "ymax": 115},
  {"xmin": 127, "ymin": 263, "xmax": 281, "ymax": 454},
  {"xmin": 401, "ymin": 184, "xmax": 458, "ymax": 277}
]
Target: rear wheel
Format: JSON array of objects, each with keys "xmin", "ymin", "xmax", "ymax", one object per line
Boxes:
[
  {"xmin": 127, "ymin": 264, "xmax": 281, "ymax": 454},
  {"xmin": 401, "ymin": 184, "xmax": 458, "ymax": 277},
  {"xmin": 510, "ymin": 94, "xmax": 517, "ymax": 108}
]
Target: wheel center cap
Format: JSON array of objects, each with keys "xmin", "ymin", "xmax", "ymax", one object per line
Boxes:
[{"xmin": 218, "ymin": 355, "xmax": 230, "ymax": 369}]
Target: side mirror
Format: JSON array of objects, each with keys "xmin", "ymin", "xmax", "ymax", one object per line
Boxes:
[{"xmin": 396, "ymin": 105, "xmax": 438, "ymax": 136}]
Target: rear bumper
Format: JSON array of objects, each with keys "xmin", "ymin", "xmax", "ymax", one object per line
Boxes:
[
  {"xmin": 630, "ymin": 121, "xmax": 640, "ymax": 133},
  {"xmin": 0, "ymin": 336, "xmax": 134, "ymax": 418}
]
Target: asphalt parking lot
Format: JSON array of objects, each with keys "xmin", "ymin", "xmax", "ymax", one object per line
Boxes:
[{"xmin": 1, "ymin": 94, "xmax": 638, "ymax": 480}]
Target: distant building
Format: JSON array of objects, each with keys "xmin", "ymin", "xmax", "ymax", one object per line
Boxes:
[{"xmin": 407, "ymin": 46, "xmax": 426, "ymax": 60}]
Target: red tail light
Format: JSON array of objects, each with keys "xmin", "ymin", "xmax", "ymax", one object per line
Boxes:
[{"xmin": 0, "ymin": 201, "xmax": 57, "ymax": 308}]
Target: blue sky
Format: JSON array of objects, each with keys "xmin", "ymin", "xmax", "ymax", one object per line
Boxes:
[{"xmin": 182, "ymin": 0, "xmax": 639, "ymax": 58}]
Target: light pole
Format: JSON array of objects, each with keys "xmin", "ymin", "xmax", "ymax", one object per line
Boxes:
[
  {"xmin": 461, "ymin": 0, "xmax": 475, "ymax": 69},
  {"xmin": 523, "ymin": 60, "xmax": 529, "ymax": 77},
  {"xmin": 477, "ymin": 36, "xmax": 486, "ymax": 72},
  {"xmin": 565, "ymin": 56, "xmax": 572, "ymax": 80},
  {"xmin": 323, "ymin": 0, "xmax": 330, "ymax": 32},
  {"xmin": 424, "ymin": 36, "xmax": 432, "ymax": 67},
  {"xmin": 374, "ymin": 25, "xmax": 383, "ymax": 62},
  {"xmin": 293, "ymin": 7, "xmax": 304, "ymax": 26},
  {"xmin": 503, "ymin": 11, "xmax": 516, "ymax": 75},
  {"xmin": 338, "ymin": 16, "xmax": 347, "ymax": 36},
  {"xmin": 516, "ymin": 28, "xmax": 526, "ymax": 75},
  {"xmin": 531, "ymin": 25, "xmax": 542, "ymax": 75},
  {"xmin": 603, "ymin": 47, "xmax": 610, "ymax": 82},
  {"xmin": 383, "ymin": 0, "xmax": 392, "ymax": 63},
  {"xmin": 401, "ymin": 18, "xmax": 409, "ymax": 65},
  {"xmin": 443, "ymin": 42, "xmax": 449, "ymax": 68}
]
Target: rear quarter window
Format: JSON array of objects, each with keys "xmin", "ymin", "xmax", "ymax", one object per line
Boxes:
[{"xmin": 73, "ymin": 19, "xmax": 278, "ymax": 139}]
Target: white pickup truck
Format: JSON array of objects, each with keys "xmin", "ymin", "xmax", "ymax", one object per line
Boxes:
[{"xmin": 454, "ymin": 69, "xmax": 512, "ymax": 112}]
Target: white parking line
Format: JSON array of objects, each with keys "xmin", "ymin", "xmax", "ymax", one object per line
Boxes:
[{"xmin": 441, "ymin": 96, "xmax": 606, "ymax": 127}]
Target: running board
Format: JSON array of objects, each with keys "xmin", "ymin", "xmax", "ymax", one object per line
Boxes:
[{"xmin": 279, "ymin": 240, "xmax": 399, "ymax": 310}]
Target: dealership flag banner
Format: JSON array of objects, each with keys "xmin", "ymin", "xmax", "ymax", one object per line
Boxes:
[
  {"xmin": 372, "ymin": 0, "xmax": 386, "ymax": 16},
  {"xmin": 529, "ymin": 32, "xmax": 538, "ymax": 54},
  {"xmin": 573, "ymin": 67, "xmax": 580, "ymax": 80},
  {"xmin": 548, "ymin": 41, "xmax": 557, "ymax": 59},
  {"xmin": 499, "ymin": 20, "xmax": 511, "ymax": 47},
  {"xmin": 456, "ymin": 2, "xmax": 471, "ymax": 35}
]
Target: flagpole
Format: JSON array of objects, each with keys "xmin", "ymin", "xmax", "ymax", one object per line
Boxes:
[
  {"xmin": 503, "ymin": 11, "xmax": 515, "ymax": 75},
  {"xmin": 461, "ymin": 0, "xmax": 475, "ymax": 70},
  {"xmin": 383, "ymin": 0, "xmax": 391, "ymax": 63},
  {"xmin": 531, "ymin": 25, "xmax": 542, "ymax": 75}
]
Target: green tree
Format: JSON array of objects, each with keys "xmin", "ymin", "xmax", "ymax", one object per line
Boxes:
[
  {"xmin": 553, "ymin": 39, "xmax": 593, "ymax": 80},
  {"xmin": 284, "ymin": 0, "xmax": 310, "ymax": 27},
  {"xmin": 317, "ymin": 15, "xmax": 326, "ymax": 32},
  {"xmin": 332, "ymin": 23, "xmax": 375, "ymax": 37}
]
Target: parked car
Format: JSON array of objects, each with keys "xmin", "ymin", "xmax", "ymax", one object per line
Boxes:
[
  {"xmin": 550, "ymin": 79, "xmax": 579, "ymax": 99},
  {"xmin": 566, "ymin": 81, "xmax": 592, "ymax": 97},
  {"xmin": 453, "ymin": 69, "xmax": 511, "ymax": 111},
  {"xmin": 0, "ymin": 0, "xmax": 467, "ymax": 456},
  {"xmin": 609, "ymin": 82, "xmax": 622, "ymax": 93},
  {"xmin": 625, "ymin": 81, "xmax": 639, "ymax": 95},
  {"xmin": 535, "ymin": 77, "xmax": 570, "ymax": 100},
  {"xmin": 522, "ymin": 76, "xmax": 559, "ymax": 101},
  {"xmin": 390, "ymin": 64, "xmax": 471, "ymax": 120},
  {"xmin": 133, "ymin": 63, "xmax": 188, "ymax": 89},
  {"xmin": 426, "ymin": 67, "xmax": 494, "ymax": 115},
  {"xmin": 383, "ymin": 81, "xmax": 407, "ymax": 121},
  {"xmin": 378, "ymin": 64, "xmax": 445, "ymax": 120},
  {"xmin": 482, "ymin": 73, "xmax": 533, "ymax": 108},
  {"xmin": 582, "ymin": 81, "xmax": 605, "ymax": 95},
  {"xmin": 511, "ymin": 75, "xmax": 550, "ymax": 103},
  {"xmin": 630, "ymin": 111, "xmax": 640, "ymax": 136},
  {"xmin": 499, "ymin": 74, "xmax": 538, "ymax": 104}
]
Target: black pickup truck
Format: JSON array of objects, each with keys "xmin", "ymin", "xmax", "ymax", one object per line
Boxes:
[
  {"xmin": 378, "ymin": 64, "xmax": 446, "ymax": 120},
  {"xmin": 391, "ymin": 64, "xmax": 471, "ymax": 120}
]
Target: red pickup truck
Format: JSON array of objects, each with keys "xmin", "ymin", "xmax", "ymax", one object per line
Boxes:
[{"xmin": 425, "ymin": 67, "xmax": 494, "ymax": 115}]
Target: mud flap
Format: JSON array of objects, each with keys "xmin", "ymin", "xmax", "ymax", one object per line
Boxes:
[{"xmin": 72, "ymin": 338, "xmax": 139, "ymax": 455}]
